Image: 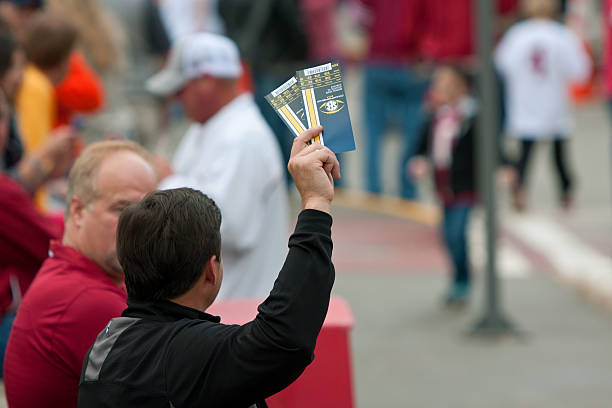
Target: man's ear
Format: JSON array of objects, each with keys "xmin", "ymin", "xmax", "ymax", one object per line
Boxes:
[
  {"xmin": 68, "ymin": 196, "xmax": 86, "ymax": 228},
  {"xmin": 203, "ymin": 255, "xmax": 219, "ymax": 287}
]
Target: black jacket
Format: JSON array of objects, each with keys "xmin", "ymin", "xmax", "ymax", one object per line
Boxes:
[
  {"xmin": 416, "ymin": 100, "xmax": 511, "ymax": 197},
  {"xmin": 219, "ymin": 0, "xmax": 308, "ymax": 73},
  {"xmin": 2, "ymin": 116, "xmax": 23, "ymax": 172},
  {"xmin": 78, "ymin": 210, "xmax": 335, "ymax": 408},
  {"xmin": 416, "ymin": 111, "xmax": 478, "ymax": 195}
]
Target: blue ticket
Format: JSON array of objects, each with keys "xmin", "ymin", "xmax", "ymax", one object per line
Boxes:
[{"xmin": 296, "ymin": 61, "xmax": 356, "ymax": 153}]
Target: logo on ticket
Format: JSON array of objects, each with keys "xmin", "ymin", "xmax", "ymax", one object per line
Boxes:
[
  {"xmin": 267, "ymin": 60, "xmax": 356, "ymax": 153},
  {"xmin": 319, "ymin": 99, "xmax": 345, "ymax": 115}
]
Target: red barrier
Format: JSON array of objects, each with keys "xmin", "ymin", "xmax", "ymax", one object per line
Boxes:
[{"xmin": 207, "ymin": 296, "xmax": 355, "ymax": 408}]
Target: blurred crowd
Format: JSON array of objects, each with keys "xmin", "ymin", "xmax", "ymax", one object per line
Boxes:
[{"xmin": 0, "ymin": 0, "xmax": 607, "ymax": 407}]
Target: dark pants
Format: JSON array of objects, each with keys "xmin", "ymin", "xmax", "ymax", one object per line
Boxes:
[
  {"xmin": 364, "ymin": 64, "xmax": 428, "ymax": 198},
  {"xmin": 441, "ymin": 205, "xmax": 472, "ymax": 287},
  {"xmin": 516, "ymin": 138, "xmax": 573, "ymax": 195},
  {"xmin": 0, "ymin": 311, "xmax": 16, "ymax": 378}
]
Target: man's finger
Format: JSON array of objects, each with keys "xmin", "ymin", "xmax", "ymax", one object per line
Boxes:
[
  {"xmin": 294, "ymin": 139, "xmax": 326, "ymax": 158},
  {"xmin": 290, "ymin": 126, "xmax": 323, "ymax": 158},
  {"xmin": 307, "ymin": 148, "xmax": 341, "ymax": 180}
]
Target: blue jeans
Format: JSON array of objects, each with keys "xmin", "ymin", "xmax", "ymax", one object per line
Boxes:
[
  {"xmin": 441, "ymin": 205, "xmax": 472, "ymax": 287},
  {"xmin": 364, "ymin": 64, "xmax": 428, "ymax": 198},
  {"xmin": 0, "ymin": 311, "xmax": 16, "ymax": 378}
]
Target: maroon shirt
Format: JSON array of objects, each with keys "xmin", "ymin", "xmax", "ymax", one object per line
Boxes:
[
  {"xmin": 361, "ymin": 0, "xmax": 426, "ymax": 63},
  {"xmin": 420, "ymin": 0, "xmax": 519, "ymax": 61},
  {"xmin": 0, "ymin": 174, "xmax": 61, "ymax": 316},
  {"xmin": 4, "ymin": 241, "xmax": 127, "ymax": 408}
]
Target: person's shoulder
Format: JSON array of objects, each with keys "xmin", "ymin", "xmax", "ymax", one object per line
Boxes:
[
  {"xmin": 68, "ymin": 285, "xmax": 126, "ymax": 313},
  {"xmin": 52, "ymin": 285, "xmax": 126, "ymax": 333},
  {"xmin": 220, "ymin": 95, "xmax": 274, "ymax": 143},
  {"xmin": 17, "ymin": 263, "xmax": 123, "ymax": 327},
  {"xmin": 28, "ymin": 259, "xmax": 123, "ymax": 303},
  {"xmin": 167, "ymin": 319, "xmax": 239, "ymax": 351},
  {"xmin": 553, "ymin": 22, "xmax": 580, "ymax": 41},
  {"xmin": 0, "ymin": 174, "xmax": 28, "ymax": 202},
  {"xmin": 20, "ymin": 65, "xmax": 54, "ymax": 95}
]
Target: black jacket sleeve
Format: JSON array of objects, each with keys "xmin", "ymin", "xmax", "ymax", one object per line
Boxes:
[
  {"xmin": 165, "ymin": 209, "xmax": 334, "ymax": 407},
  {"xmin": 415, "ymin": 116, "xmax": 432, "ymax": 157}
]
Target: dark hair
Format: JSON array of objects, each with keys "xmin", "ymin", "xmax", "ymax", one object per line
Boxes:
[
  {"xmin": 4, "ymin": 0, "xmax": 44, "ymax": 9},
  {"xmin": 117, "ymin": 188, "xmax": 222, "ymax": 302},
  {"xmin": 444, "ymin": 64, "xmax": 475, "ymax": 92},
  {"xmin": 0, "ymin": 20, "xmax": 18, "ymax": 78},
  {"xmin": 23, "ymin": 12, "xmax": 77, "ymax": 70}
]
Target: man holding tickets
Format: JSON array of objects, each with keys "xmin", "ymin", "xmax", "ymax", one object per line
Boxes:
[
  {"xmin": 146, "ymin": 33, "xmax": 289, "ymax": 300},
  {"xmin": 79, "ymin": 127, "xmax": 340, "ymax": 408}
]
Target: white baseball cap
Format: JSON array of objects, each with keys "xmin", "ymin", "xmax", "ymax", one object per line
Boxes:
[{"xmin": 146, "ymin": 33, "xmax": 242, "ymax": 96}]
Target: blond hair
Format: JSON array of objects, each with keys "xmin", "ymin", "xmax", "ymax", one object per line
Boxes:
[
  {"xmin": 47, "ymin": 0, "xmax": 125, "ymax": 72},
  {"xmin": 66, "ymin": 140, "xmax": 153, "ymax": 217},
  {"xmin": 521, "ymin": 0, "xmax": 558, "ymax": 18}
]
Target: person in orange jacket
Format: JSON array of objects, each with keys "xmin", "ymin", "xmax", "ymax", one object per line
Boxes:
[{"xmin": 54, "ymin": 51, "xmax": 104, "ymax": 128}]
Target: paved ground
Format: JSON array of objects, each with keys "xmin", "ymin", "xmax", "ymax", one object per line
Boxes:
[{"xmin": 330, "ymin": 204, "xmax": 612, "ymax": 407}]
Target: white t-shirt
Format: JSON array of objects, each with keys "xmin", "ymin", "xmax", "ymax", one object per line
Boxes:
[
  {"xmin": 158, "ymin": 0, "xmax": 224, "ymax": 43},
  {"xmin": 495, "ymin": 19, "xmax": 590, "ymax": 139},
  {"xmin": 159, "ymin": 93, "xmax": 289, "ymax": 300}
]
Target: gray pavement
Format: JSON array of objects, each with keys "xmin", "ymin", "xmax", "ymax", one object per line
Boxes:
[
  {"xmin": 330, "ymin": 205, "xmax": 612, "ymax": 408},
  {"xmin": 334, "ymin": 268, "xmax": 612, "ymax": 408}
]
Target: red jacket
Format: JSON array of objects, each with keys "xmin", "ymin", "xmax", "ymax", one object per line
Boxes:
[
  {"xmin": 4, "ymin": 241, "xmax": 127, "ymax": 408},
  {"xmin": 0, "ymin": 174, "xmax": 61, "ymax": 316},
  {"xmin": 54, "ymin": 51, "xmax": 105, "ymax": 128}
]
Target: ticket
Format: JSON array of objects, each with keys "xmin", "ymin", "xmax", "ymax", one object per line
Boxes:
[
  {"xmin": 296, "ymin": 61, "xmax": 355, "ymax": 153},
  {"xmin": 265, "ymin": 76, "xmax": 308, "ymax": 138}
]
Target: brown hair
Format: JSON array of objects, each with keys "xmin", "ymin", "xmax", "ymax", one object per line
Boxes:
[
  {"xmin": 23, "ymin": 12, "xmax": 77, "ymax": 70},
  {"xmin": 66, "ymin": 140, "xmax": 154, "ymax": 218},
  {"xmin": 118, "ymin": 188, "xmax": 222, "ymax": 302}
]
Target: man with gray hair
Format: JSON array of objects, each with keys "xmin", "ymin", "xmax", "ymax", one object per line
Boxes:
[
  {"xmin": 147, "ymin": 32, "xmax": 289, "ymax": 300},
  {"xmin": 4, "ymin": 140, "xmax": 158, "ymax": 408}
]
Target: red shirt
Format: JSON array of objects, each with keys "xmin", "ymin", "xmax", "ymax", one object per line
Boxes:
[
  {"xmin": 0, "ymin": 174, "xmax": 61, "ymax": 316},
  {"xmin": 301, "ymin": 0, "xmax": 340, "ymax": 61},
  {"xmin": 604, "ymin": 0, "xmax": 612, "ymax": 97},
  {"xmin": 419, "ymin": 0, "xmax": 519, "ymax": 61},
  {"xmin": 4, "ymin": 241, "xmax": 127, "ymax": 408},
  {"xmin": 361, "ymin": 0, "xmax": 426, "ymax": 63}
]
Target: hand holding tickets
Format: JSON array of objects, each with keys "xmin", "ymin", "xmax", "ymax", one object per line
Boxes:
[{"xmin": 265, "ymin": 61, "xmax": 356, "ymax": 153}]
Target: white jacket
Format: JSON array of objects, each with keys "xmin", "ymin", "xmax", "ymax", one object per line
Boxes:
[
  {"xmin": 160, "ymin": 93, "xmax": 289, "ymax": 299},
  {"xmin": 495, "ymin": 19, "xmax": 590, "ymax": 139}
]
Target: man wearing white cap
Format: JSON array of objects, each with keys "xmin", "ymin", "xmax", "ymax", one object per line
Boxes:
[{"xmin": 147, "ymin": 33, "xmax": 289, "ymax": 300}]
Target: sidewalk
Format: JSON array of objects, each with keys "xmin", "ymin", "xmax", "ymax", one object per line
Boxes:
[{"xmin": 330, "ymin": 202, "xmax": 612, "ymax": 408}]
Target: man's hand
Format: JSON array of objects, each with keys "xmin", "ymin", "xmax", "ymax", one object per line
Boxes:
[
  {"xmin": 38, "ymin": 126, "xmax": 80, "ymax": 178},
  {"xmin": 288, "ymin": 126, "xmax": 340, "ymax": 214},
  {"xmin": 409, "ymin": 156, "xmax": 429, "ymax": 180},
  {"xmin": 16, "ymin": 127, "xmax": 79, "ymax": 194},
  {"xmin": 496, "ymin": 165, "xmax": 517, "ymax": 186}
]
